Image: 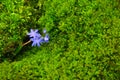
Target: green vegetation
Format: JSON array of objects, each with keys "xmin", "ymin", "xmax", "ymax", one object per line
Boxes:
[{"xmin": 0, "ymin": 0, "xmax": 120, "ymax": 79}]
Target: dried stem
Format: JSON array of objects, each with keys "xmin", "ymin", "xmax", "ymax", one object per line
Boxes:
[{"xmin": 22, "ymin": 40, "xmax": 31, "ymax": 46}]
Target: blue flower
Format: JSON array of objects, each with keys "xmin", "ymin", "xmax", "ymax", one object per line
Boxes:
[
  {"xmin": 27, "ymin": 29, "xmax": 49, "ymax": 47},
  {"xmin": 27, "ymin": 29, "xmax": 41, "ymax": 38},
  {"xmin": 44, "ymin": 34, "xmax": 49, "ymax": 42},
  {"xmin": 30, "ymin": 37, "xmax": 44, "ymax": 47},
  {"xmin": 43, "ymin": 29, "xmax": 47, "ymax": 34}
]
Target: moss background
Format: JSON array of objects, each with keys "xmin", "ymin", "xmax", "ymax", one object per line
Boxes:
[{"xmin": 0, "ymin": 0, "xmax": 120, "ymax": 79}]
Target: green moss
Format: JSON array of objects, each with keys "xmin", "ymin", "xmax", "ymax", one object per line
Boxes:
[{"xmin": 0, "ymin": 0, "xmax": 120, "ymax": 79}]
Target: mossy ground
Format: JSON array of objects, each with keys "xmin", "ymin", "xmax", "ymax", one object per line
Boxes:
[{"xmin": 0, "ymin": 0, "xmax": 120, "ymax": 79}]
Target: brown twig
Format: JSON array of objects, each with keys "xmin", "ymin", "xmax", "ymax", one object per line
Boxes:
[{"xmin": 22, "ymin": 40, "xmax": 31, "ymax": 46}]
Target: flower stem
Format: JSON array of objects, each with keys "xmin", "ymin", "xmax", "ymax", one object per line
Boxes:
[{"xmin": 22, "ymin": 40, "xmax": 31, "ymax": 46}]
